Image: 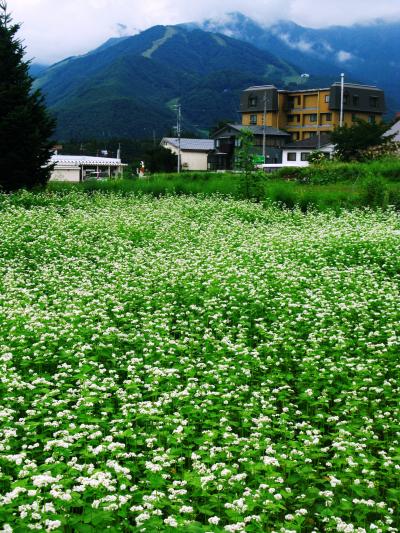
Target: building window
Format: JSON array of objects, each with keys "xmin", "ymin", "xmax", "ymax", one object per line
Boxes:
[
  {"xmin": 368, "ymin": 115, "xmax": 376, "ymax": 124},
  {"xmin": 343, "ymin": 94, "xmax": 349, "ymax": 105},
  {"xmin": 248, "ymin": 96, "xmax": 257, "ymax": 107},
  {"xmin": 301, "ymin": 152, "xmax": 309, "ymax": 161},
  {"xmin": 309, "ymin": 114, "xmax": 317, "ymax": 122},
  {"xmin": 353, "ymin": 95, "xmax": 359, "ymax": 106},
  {"xmin": 250, "ymin": 114, "xmax": 257, "ymax": 125},
  {"xmin": 308, "ymin": 132, "xmax": 317, "ymax": 138},
  {"xmin": 325, "ymin": 113, "xmax": 332, "ymax": 122},
  {"xmin": 288, "ymin": 96, "xmax": 301, "ymax": 108},
  {"xmin": 287, "ymin": 152, "xmax": 297, "ymax": 161},
  {"xmin": 215, "ymin": 139, "xmax": 220, "ymax": 148},
  {"xmin": 235, "ymin": 138, "xmax": 241, "ymax": 147},
  {"xmin": 352, "ymin": 114, "xmax": 357, "ymax": 122},
  {"xmin": 370, "ymin": 96, "xmax": 379, "ymax": 108},
  {"xmin": 291, "ymin": 132, "xmax": 299, "ymax": 141},
  {"xmin": 325, "ymin": 95, "xmax": 330, "ymax": 103}
]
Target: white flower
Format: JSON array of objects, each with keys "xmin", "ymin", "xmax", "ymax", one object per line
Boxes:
[
  {"xmin": 179, "ymin": 505, "xmax": 193, "ymax": 513},
  {"xmin": 164, "ymin": 517, "xmax": 178, "ymax": 528}
]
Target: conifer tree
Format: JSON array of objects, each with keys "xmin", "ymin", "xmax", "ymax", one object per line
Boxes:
[{"xmin": 0, "ymin": 2, "xmax": 55, "ymax": 191}]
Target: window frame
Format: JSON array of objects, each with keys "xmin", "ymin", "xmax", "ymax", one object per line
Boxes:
[
  {"xmin": 248, "ymin": 96, "xmax": 258, "ymax": 108},
  {"xmin": 287, "ymin": 152, "xmax": 297, "ymax": 162}
]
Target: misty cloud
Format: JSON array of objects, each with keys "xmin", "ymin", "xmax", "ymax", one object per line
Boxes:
[
  {"xmin": 10, "ymin": 0, "xmax": 400, "ymax": 63},
  {"xmin": 337, "ymin": 50, "xmax": 354, "ymax": 62}
]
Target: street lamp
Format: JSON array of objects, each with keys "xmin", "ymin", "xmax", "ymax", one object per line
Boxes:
[
  {"xmin": 262, "ymin": 90, "xmax": 267, "ymax": 164},
  {"xmin": 340, "ymin": 73, "xmax": 345, "ymax": 127}
]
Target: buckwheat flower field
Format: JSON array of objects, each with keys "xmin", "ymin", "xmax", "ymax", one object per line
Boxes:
[{"xmin": 0, "ymin": 192, "xmax": 399, "ymax": 533}]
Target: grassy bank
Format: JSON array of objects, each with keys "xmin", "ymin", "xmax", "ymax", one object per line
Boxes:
[{"xmin": 43, "ymin": 159, "xmax": 400, "ymax": 211}]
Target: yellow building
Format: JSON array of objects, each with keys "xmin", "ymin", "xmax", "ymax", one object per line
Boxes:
[{"xmin": 240, "ymin": 83, "xmax": 385, "ymax": 141}]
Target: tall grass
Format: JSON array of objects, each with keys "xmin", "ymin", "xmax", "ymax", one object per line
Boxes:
[{"xmin": 43, "ymin": 160, "xmax": 400, "ymax": 212}]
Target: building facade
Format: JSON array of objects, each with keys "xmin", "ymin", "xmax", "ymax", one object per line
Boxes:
[
  {"xmin": 281, "ymin": 134, "xmax": 335, "ymax": 167},
  {"xmin": 49, "ymin": 155, "xmax": 125, "ymax": 182},
  {"xmin": 209, "ymin": 124, "xmax": 290, "ymax": 170},
  {"xmin": 161, "ymin": 138, "xmax": 215, "ymax": 171},
  {"xmin": 240, "ymin": 83, "xmax": 385, "ymax": 142}
]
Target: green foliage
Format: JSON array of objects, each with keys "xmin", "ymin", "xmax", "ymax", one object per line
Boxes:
[
  {"xmin": 144, "ymin": 146, "xmax": 178, "ymax": 174},
  {"xmin": 0, "ymin": 2, "xmax": 55, "ymax": 191},
  {"xmin": 234, "ymin": 129, "xmax": 265, "ymax": 200},
  {"xmin": 273, "ymin": 158, "xmax": 400, "ymax": 185},
  {"xmin": 0, "ymin": 193, "xmax": 399, "ymax": 531},
  {"xmin": 307, "ymin": 150, "xmax": 329, "ymax": 165},
  {"xmin": 361, "ymin": 174, "xmax": 389, "ymax": 208},
  {"xmin": 331, "ymin": 119, "xmax": 393, "ymax": 162}
]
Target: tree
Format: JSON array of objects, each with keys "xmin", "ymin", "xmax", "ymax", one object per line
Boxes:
[
  {"xmin": 331, "ymin": 119, "xmax": 393, "ymax": 162},
  {"xmin": 235, "ymin": 129, "xmax": 264, "ymax": 200},
  {"xmin": 144, "ymin": 146, "xmax": 177, "ymax": 174},
  {"xmin": 0, "ymin": 2, "xmax": 55, "ymax": 191}
]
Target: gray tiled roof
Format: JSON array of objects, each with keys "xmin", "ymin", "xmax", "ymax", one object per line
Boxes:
[
  {"xmin": 162, "ymin": 138, "xmax": 215, "ymax": 151},
  {"xmin": 227, "ymin": 124, "xmax": 290, "ymax": 137},
  {"xmin": 284, "ymin": 134, "xmax": 333, "ymax": 149},
  {"xmin": 383, "ymin": 120, "xmax": 400, "ymax": 142},
  {"xmin": 50, "ymin": 155, "xmax": 122, "ymax": 166}
]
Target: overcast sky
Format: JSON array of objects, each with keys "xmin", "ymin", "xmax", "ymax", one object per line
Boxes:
[{"xmin": 10, "ymin": 0, "xmax": 400, "ymax": 64}]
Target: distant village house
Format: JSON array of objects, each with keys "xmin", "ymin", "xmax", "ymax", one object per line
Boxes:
[
  {"xmin": 161, "ymin": 138, "xmax": 215, "ymax": 171},
  {"xmin": 49, "ymin": 155, "xmax": 125, "ymax": 182}
]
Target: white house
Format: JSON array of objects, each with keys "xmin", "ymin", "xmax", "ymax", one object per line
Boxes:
[
  {"xmin": 161, "ymin": 138, "xmax": 215, "ymax": 171},
  {"xmin": 282, "ymin": 134, "xmax": 335, "ymax": 167},
  {"xmin": 383, "ymin": 119, "xmax": 400, "ymax": 142},
  {"xmin": 49, "ymin": 155, "xmax": 125, "ymax": 182}
]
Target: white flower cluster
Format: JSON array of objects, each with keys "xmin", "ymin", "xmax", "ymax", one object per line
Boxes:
[{"xmin": 0, "ymin": 193, "xmax": 398, "ymax": 531}]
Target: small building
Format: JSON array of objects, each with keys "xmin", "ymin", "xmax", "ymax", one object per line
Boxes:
[
  {"xmin": 383, "ymin": 119, "xmax": 400, "ymax": 142},
  {"xmin": 49, "ymin": 155, "xmax": 125, "ymax": 182},
  {"xmin": 281, "ymin": 134, "xmax": 335, "ymax": 167},
  {"xmin": 209, "ymin": 123, "xmax": 290, "ymax": 170},
  {"xmin": 161, "ymin": 138, "xmax": 215, "ymax": 171}
]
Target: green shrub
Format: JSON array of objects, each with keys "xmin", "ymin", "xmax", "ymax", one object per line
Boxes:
[{"xmin": 361, "ymin": 174, "xmax": 389, "ymax": 208}]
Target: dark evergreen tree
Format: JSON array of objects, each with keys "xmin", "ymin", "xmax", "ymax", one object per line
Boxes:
[{"xmin": 0, "ymin": 2, "xmax": 55, "ymax": 191}]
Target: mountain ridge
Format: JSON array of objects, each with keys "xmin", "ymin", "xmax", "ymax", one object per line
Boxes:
[
  {"xmin": 34, "ymin": 15, "xmax": 399, "ymax": 140},
  {"xmin": 34, "ymin": 24, "xmax": 305, "ymax": 139}
]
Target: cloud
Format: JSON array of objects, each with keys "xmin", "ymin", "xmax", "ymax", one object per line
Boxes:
[
  {"xmin": 279, "ymin": 33, "xmax": 314, "ymax": 53},
  {"xmin": 337, "ymin": 50, "xmax": 353, "ymax": 62},
  {"xmin": 10, "ymin": 0, "xmax": 400, "ymax": 63}
]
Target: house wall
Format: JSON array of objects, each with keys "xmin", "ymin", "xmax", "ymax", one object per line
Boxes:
[
  {"xmin": 282, "ymin": 146, "xmax": 334, "ymax": 167},
  {"xmin": 50, "ymin": 167, "xmax": 81, "ymax": 182},
  {"xmin": 165, "ymin": 144, "xmax": 209, "ymax": 171}
]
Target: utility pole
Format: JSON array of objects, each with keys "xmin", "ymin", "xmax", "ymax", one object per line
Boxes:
[
  {"xmin": 262, "ymin": 90, "xmax": 267, "ymax": 164},
  {"xmin": 173, "ymin": 104, "xmax": 182, "ymax": 173},
  {"xmin": 340, "ymin": 73, "xmax": 345, "ymax": 127}
]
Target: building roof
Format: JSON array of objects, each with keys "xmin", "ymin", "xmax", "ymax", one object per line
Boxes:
[
  {"xmin": 243, "ymin": 85, "xmax": 277, "ymax": 92},
  {"xmin": 331, "ymin": 82, "xmax": 380, "ymax": 90},
  {"xmin": 50, "ymin": 155, "xmax": 123, "ymax": 166},
  {"xmin": 162, "ymin": 138, "xmax": 215, "ymax": 151},
  {"xmin": 383, "ymin": 119, "xmax": 400, "ymax": 142},
  {"xmin": 214, "ymin": 123, "xmax": 290, "ymax": 137},
  {"xmin": 284, "ymin": 134, "xmax": 333, "ymax": 150}
]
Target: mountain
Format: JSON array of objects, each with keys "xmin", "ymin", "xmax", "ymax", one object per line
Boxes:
[
  {"xmin": 34, "ymin": 25, "xmax": 304, "ymax": 140},
  {"xmin": 194, "ymin": 13, "xmax": 400, "ymax": 115},
  {"xmin": 29, "ymin": 63, "xmax": 48, "ymax": 78}
]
